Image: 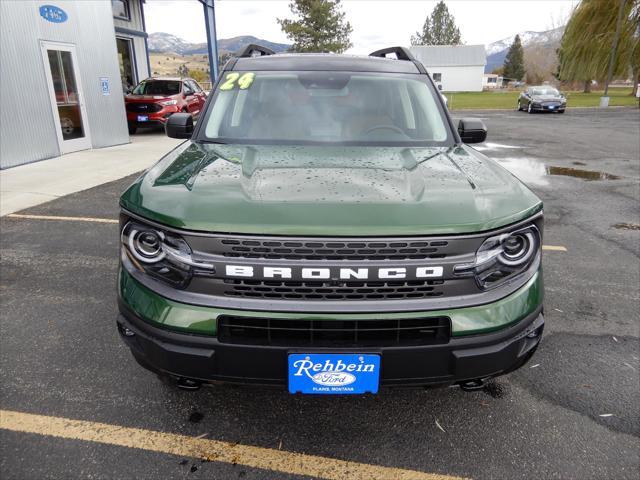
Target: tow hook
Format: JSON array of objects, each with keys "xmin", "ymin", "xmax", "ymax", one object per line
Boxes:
[
  {"xmin": 459, "ymin": 379, "xmax": 485, "ymax": 391},
  {"xmin": 176, "ymin": 377, "xmax": 201, "ymax": 391}
]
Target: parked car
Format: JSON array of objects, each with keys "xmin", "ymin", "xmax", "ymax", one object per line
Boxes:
[
  {"xmin": 124, "ymin": 77, "xmax": 207, "ymax": 134},
  {"xmin": 117, "ymin": 45, "xmax": 544, "ymax": 394},
  {"xmin": 517, "ymin": 86, "xmax": 566, "ymax": 113}
]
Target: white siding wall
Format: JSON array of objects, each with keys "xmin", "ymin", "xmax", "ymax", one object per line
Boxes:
[
  {"xmin": 427, "ymin": 66, "xmax": 485, "ymax": 92},
  {"xmin": 0, "ymin": 0, "xmax": 129, "ymax": 168},
  {"xmin": 113, "ymin": 0, "xmax": 150, "ymax": 83}
]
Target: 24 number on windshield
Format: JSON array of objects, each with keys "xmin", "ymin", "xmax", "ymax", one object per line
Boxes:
[{"xmin": 219, "ymin": 72, "xmax": 256, "ymax": 91}]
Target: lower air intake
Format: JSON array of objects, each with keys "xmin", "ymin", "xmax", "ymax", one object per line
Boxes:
[{"xmin": 217, "ymin": 316, "xmax": 451, "ymax": 347}]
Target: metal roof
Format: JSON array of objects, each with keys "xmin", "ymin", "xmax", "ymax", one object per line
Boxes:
[
  {"xmin": 409, "ymin": 45, "xmax": 486, "ymax": 67},
  {"xmin": 233, "ymin": 53, "xmax": 421, "ymax": 74}
]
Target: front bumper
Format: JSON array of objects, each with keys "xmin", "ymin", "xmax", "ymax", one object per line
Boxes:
[
  {"xmin": 126, "ymin": 107, "xmax": 179, "ymax": 127},
  {"xmin": 117, "ymin": 271, "xmax": 544, "ymax": 388},
  {"xmin": 531, "ymin": 103, "xmax": 566, "ymax": 112}
]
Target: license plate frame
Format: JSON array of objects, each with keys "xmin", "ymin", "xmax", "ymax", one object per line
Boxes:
[{"xmin": 288, "ymin": 353, "xmax": 380, "ymax": 395}]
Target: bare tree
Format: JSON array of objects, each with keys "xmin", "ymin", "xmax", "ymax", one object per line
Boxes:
[{"xmin": 525, "ymin": 45, "xmax": 559, "ymax": 84}]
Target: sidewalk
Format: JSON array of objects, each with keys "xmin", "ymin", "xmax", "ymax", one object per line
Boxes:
[{"xmin": 0, "ymin": 132, "xmax": 183, "ymax": 216}]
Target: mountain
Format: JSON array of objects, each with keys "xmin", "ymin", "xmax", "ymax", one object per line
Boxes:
[
  {"xmin": 218, "ymin": 36, "xmax": 290, "ymax": 55},
  {"xmin": 485, "ymin": 26, "xmax": 564, "ymax": 73},
  {"xmin": 147, "ymin": 33, "xmax": 194, "ymax": 55},
  {"xmin": 148, "ymin": 32, "xmax": 290, "ymax": 56}
]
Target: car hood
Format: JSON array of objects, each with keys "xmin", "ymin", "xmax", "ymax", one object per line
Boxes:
[
  {"xmin": 120, "ymin": 142, "xmax": 542, "ymax": 236},
  {"xmin": 532, "ymin": 95, "xmax": 564, "ymax": 102},
  {"xmin": 125, "ymin": 95, "xmax": 177, "ymax": 102}
]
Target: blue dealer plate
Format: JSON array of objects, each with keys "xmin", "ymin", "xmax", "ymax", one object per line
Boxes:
[
  {"xmin": 288, "ymin": 353, "xmax": 380, "ymax": 394},
  {"xmin": 137, "ymin": 115, "xmax": 148, "ymax": 122}
]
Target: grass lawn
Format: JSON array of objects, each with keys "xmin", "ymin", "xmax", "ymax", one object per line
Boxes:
[{"xmin": 448, "ymin": 87, "xmax": 638, "ymax": 110}]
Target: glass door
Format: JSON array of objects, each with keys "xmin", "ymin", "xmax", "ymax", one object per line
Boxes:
[{"xmin": 40, "ymin": 41, "xmax": 91, "ymax": 154}]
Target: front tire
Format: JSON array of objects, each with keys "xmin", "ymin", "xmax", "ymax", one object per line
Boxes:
[
  {"xmin": 128, "ymin": 125, "xmax": 137, "ymax": 135},
  {"xmin": 558, "ymin": 109, "xmax": 565, "ymax": 114},
  {"xmin": 516, "ymin": 101, "xmax": 522, "ymax": 111},
  {"xmin": 527, "ymin": 103, "xmax": 533, "ymax": 114}
]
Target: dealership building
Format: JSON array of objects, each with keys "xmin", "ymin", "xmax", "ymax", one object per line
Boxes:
[{"xmin": 0, "ymin": 0, "xmax": 151, "ymax": 169}]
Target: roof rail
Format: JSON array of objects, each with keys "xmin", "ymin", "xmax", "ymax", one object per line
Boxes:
[
  {"xmin": 236, "ymin": 44, "xmax": 275, "ymax": 58},
  {"xmin": 369, "ymin": 47, "xmax": 416, "ymax": 62}
]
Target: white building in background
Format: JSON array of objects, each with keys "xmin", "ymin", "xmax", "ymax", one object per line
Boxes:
[
  {"xmin": 0, "ymin": 0, "xmax": 150, "ymax": 169},
  {"xmin": 409, "ymin": 45, "xmax": 486, "ymax": 92},
  {"xmin": 483, "ymin": 74, "xmax": 504, "ymax": 89}
]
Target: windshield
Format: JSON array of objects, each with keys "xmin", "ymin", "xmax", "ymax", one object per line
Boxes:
[
  {"xmin": 200, "ymin": 71, "xmax": 451, "ymax": 146},
  {"xmin": 532, "ymin": 87, "xmax": 560, "ymax": 96},
  {"xmin": 132, "ymin": 80, "xmax": 182, "ymax": 96}
]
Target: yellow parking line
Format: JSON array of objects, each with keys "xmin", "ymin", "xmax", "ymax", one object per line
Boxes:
[
  {"xmin": 542, "ymin": 245, "xmax": 567, "ymax": 252},
  {"xmin": 6, "ymin": 214, "xmax": 118, "ymax": 224},
  {"xmin": 0, "ymin": 410, "xmax": 466, "ymax": 480}
]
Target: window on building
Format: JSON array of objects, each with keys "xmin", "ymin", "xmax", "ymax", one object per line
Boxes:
[
  {"xmin": 432, "ymin": 73, "xmax": 442, "ymax": 82},
  {"xmin": 116, "ymin": 38, "xmax": 136, "ymax": 93},
  {"xmin": 46, "ymin": 49, "xmax": 85, "ymax": 141},
  {"xmin": 112, "ymin": 0, "xmax": 130, "ymax": 20}
]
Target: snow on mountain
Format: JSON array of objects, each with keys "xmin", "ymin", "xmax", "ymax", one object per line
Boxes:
[
  {"xmin": 148, "ymin": 32, "xmax": 290, "ymax": 56},
  {"xmin": 148, "ymin": 32, "xmax": 194, "ymax": 55},
  {"xmin": 485, "ymin": 26, "xmax": 564, "ymax": 73},
  {"xmin": 487, "ymin": 27, "xmax": 564, "ymax": 55}
]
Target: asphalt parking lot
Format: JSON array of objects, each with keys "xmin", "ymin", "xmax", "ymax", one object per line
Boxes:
[{"xmin": 1, "ymin": 107, "xmax": 638, "ymax": 479}]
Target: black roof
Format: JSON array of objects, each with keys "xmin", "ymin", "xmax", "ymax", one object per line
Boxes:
[{"xmin": 232, "ymin": 53, "xmax": 422, "ymax": 74}]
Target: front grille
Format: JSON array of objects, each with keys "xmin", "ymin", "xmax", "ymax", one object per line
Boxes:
[
  {"xmin": 222, "ymin": 279, "xmax": 446, "ymax": 300},
  {"xmin": 218, "ymin": 238, "xmax": 449, "ymax": 261},
  {"xmin": 217, "ymin": 316, "xmax": 451, "ymax": 347},
  {"xmin": 180, "ymin": 232, "xmax": 486, "ymax": 304},
  {"xmin": 126, "ymin": 103, "xmax": 162, "ymax": 113}
]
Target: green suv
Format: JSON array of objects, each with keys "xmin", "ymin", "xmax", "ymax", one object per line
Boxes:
[{"xmin": 117, "ymin": 45, "xmax": 544, "ymax": 394}]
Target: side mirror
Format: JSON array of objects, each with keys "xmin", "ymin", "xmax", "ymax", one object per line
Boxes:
[
  {"xmin": 458, "ymin": 118, "xmax": 487, "ymax": 144},
  {"xmin": 166, "ymin": 113, "xmax": 193, "ymax": 139}
]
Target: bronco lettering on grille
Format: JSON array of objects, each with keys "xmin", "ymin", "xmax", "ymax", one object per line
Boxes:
[{"xmin": 224, "ymin": 265, "xmax": 444, "ymax": 280}]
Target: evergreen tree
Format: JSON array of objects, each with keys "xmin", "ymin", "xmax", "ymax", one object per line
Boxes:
[
  {"xmin": 411, "ymin": 1, "xmax": 462, "ymax": 46},
  {"xmin": 277, "ymin": 0, "xmax": 352, "ymax": 53},
  {"xmin": 503, "ymin": 35, "xmax": 525, "ymax": 82}
]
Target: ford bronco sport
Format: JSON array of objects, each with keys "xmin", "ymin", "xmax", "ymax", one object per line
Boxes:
[{"xmin": 117, "ymin": 46, "xmax": 544, "ymax": 394}]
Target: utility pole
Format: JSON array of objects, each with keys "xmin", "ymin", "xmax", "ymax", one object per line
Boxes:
[
  {"xmin": 601, "ymin": 0, "xmax": 627, "ymax": 107},
  {"xmin": 200, "ymin": 0, "xmax": 219, "ymax": 84}
]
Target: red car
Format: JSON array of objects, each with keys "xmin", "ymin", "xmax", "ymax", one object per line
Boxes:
[{"xmin": 125, "ymin": 77, "xmax": 207, "ymax": 134}]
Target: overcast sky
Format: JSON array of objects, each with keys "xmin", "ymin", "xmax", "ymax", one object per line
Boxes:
[{"xmin": 145, "ymin": 0, "xmax": 578, "ymax": 53}]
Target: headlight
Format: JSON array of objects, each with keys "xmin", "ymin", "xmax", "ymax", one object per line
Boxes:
[
  {"xmin": 160, "ymin": 99, "xmax": 178, "ymax": 106},
  {"xmin": 126, "ymin": 226, "xmax": 166, "ymax": 263},
  {"xmin": 455, "ymin": 225, "xmax": 541, "ymax": 290},
  {"xmin": 121, "ymin": 220, "xmax": 212, "ymax": 288}
]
